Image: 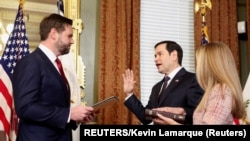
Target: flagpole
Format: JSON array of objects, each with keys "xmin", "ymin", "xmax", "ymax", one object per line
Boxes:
[{"xmin": 195, "ymin": 0, "xmax": 212, "ymax": 45}]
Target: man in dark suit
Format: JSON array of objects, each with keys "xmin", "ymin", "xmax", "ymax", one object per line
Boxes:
[
  {"xmin": 123, "ymin": 40, "xmax": 203, "ymax": 125},
  {"xmin": 12, "ymin": 14, "xmax": 94, "ymax": 141}
]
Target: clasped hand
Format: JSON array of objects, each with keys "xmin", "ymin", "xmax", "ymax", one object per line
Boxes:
[{"xmin": 70, "ymin": 105, "xmax": 96, "ymax": 124}]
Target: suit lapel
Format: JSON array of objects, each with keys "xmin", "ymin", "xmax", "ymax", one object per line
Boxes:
[
  {"xmin": 35, "ymin": 48, "xmax": 70, "ymax": 101},
  {"xmin": 158, "ymin": 68, "xmax": 186, "ymax": 105}
]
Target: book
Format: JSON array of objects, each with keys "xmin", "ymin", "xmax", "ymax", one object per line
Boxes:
[
  {"xmin": 92, "ymin": 96, "xmax": 119, "ymax": 112},
  {"xmin": 145, "ymin": 109, "xmax": 185, "ymax": 123}
]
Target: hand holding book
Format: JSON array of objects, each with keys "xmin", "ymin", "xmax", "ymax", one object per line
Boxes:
[{"xmin": 145, "ymin": 107, "xmax": 186, "ymax": 123}]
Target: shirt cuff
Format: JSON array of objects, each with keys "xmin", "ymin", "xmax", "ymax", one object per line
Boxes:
[{"xmin": 125, "ymin": 93, "xmax": 133, "ymax": 101}]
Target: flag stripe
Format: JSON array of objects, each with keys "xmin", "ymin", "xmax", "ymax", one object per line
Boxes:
[
  {"xmin": 0, "ymin": 93, "xmax": 12, "ymax": 122},
  {"xmin": 0, "ymin": 62, "xmax": 12, "ymax": 141},
  {"xmin": 0, "ymin": 108, "xmax": 10, "ymax": 136},
  {"xmin": 0, "ymin": 79, "xmax": 13, "ymax": 108}
]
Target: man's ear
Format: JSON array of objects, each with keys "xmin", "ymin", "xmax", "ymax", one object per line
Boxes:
[
  {"xmin": 170, "ymin": 50, "xmax": 178, "ymax": 59},
  {"xmin": 50, "ymin": 28, "xmax": 58, "ymax": 40}
]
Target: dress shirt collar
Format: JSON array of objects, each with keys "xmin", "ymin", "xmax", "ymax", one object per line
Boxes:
[
  {"xmin": 165, "ymin": 66, "xmax": 182, "ymax": 81},
  {"xmin": 38, "ymin": 44, "xmax": 57, "ymax": 63}
]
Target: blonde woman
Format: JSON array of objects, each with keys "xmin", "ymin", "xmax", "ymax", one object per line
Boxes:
[{"xmin": 153, "ymin": 41, "xmax": 245, "ymax": 124}]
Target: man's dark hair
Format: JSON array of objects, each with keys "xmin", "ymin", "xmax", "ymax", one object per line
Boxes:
[
  {"xmin": 39, "ymin": 13, "xmax": 73, "ymax": 41},
  {"xmin": 154, "ymin": 40, "xmax": 183, "ymax": 65}
]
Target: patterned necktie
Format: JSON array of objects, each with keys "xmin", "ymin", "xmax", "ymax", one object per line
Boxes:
[
  {"xmin": 55, "ymin": 58, "xmax": 69, "ymax": 88},
  {"xmin": 158, "ymin": 76, "xmax": 170, "ymax": 101}
]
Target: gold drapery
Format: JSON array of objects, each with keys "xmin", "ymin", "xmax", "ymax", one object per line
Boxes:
[{"xmin": 97, "ymin": 0, "xmax": 141, "ymax": 124}]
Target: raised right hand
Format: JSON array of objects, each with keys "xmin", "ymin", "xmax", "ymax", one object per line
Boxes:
[{"xmin": 122, "ymin": 69, "xmax": 136, "ymax": 96}]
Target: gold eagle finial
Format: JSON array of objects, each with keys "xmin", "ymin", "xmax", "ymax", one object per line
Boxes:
[{"xmin": 195, "ymin": 0, "xmax": 212, "ymax": 16}]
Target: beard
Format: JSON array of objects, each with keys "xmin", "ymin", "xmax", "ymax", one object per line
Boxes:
[
  {"xmin": 57, "ymin": 40, "xmax": 71, "ymax": 55},
  {"xmin": 61, "ymin": 46, "xmax": 70, "ymax": 55}
]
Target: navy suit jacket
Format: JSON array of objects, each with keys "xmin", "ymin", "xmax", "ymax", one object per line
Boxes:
[
  {"xmin": 12, "ymin": 48, "xmax": 77, "ymax": 141},
  {"xmin": 124, "ymin": 68, "xmax": 204, "ymax": 125}
]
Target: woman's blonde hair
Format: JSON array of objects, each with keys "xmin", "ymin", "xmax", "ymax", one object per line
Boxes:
[{"xmin": 195, "ymin": 41, "xmax": 245, "ymax": 118}]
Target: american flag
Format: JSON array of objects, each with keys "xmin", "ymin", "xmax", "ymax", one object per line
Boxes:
[
  {"xmin": 57, "ymin": 0, "xmax": 64, "ymax": 16},
  {"xmin": 201, "ymin": 21, "xmax": 209, "ymax": 45},
  {"xmin": 0, "ymin": 3, "xmax": 29, "ymax": 141}
]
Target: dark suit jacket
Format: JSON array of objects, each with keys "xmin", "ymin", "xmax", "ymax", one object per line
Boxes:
[
  {"xmin": 12, "ymin": 48, "xmax": 77, "ymax": 141},
  {"xmin": 124, "ymin": 68, "xmax": 204, "ymax": 125}
]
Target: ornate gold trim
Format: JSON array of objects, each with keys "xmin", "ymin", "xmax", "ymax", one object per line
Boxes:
[
  {"xmin": 64, "ymin": 0, "xmax": 81, "ymax": 66},
  {"xmin": 64, "ymin": 0, "xmax": 86, "ymax": 105}
]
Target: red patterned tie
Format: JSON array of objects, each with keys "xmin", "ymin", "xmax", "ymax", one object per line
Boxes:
[{"xmin": 55, "ymin": 58, "xmax": 69, "ymax": 88}]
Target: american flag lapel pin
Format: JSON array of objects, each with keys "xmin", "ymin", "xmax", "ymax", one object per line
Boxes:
[{"xmin": 175, "ymin": 79, "xmax": 179, "ymax": 82}]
